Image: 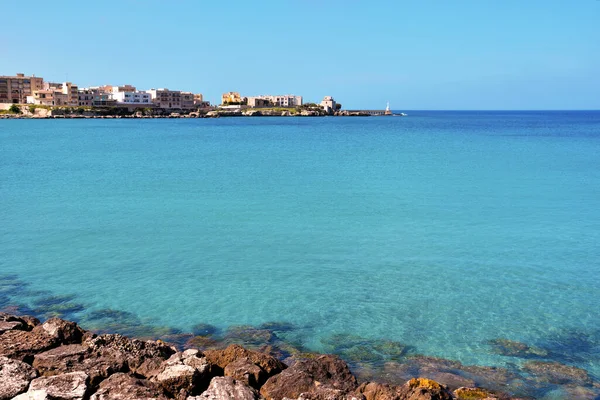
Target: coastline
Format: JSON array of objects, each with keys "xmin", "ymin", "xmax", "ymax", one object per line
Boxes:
[
  {"xmin": 2, "ymin": 309, "xmax": 599, "ymax": 399},
  {"xmin": 0, "ymin": 104, "xmax": 389, "ymax": 119},
  {"xmin": 1, "ymin": 312, "xmax": 506, "ymax": 400}
]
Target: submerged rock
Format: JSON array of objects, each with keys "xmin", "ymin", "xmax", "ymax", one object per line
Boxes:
[
  {"xmin": 0, "ymin": 356, "xmax": 38, "ymax": 399},
  {"xmin": 186, "ymin": 335, "xmax": 223, "ymax": 351},
  {"xmin": 523, "ymin": 360, "xmax": 592, "ymax": 385},
  {"xmin": 192, "ymin": 323, "xmax": 218, "ymax": 337},
  {"xmin": 487, "ymin": 338, "xmax": 548, "ymax": 358},
  {"xmin": 453, "ymin": 387, "xmax": 502, "ymax": 399},
  {"xmin": 224, "ymin": 325, "xmax": 275, "ymax": 347},
  {"xmin": 321, "ymin": 334, "xmax": 408, "ymax": 365}
]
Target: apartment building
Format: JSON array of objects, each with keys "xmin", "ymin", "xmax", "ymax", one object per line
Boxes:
[
  {"xmin": 78, "ymin": 88, "xmax": 95, "ymax": 107},
  {"xmin": 111, "ymin": 91, "xmax": 151, "ymax": 105},
  {"xmin": 247, "ymin": 94, "xmax": 303, "ymax": 108},
  {"xmin": 181, "ymin": 92, "xmax": 194, "ymax": 109},
  {"xmin": 27, "ymin": 89, "xmax": 69, "ymax": 106},
  {"xmin": 0, "ymin": 73, "xmax": 44, "ymax": 104},
  {"xmin": 61, "ymin": 82, "xmax": 79, "ymax": 106}
]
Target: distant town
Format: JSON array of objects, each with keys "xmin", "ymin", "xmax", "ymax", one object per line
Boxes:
[
  {"xmin": 0, "ymin": 72, "xmax": 383, "ymax": 119},
  {"xmin": 0, "ymin": 72, "xmax": 399, "ymax": 119}
]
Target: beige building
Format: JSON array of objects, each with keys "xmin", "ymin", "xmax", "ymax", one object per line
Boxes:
[
  {"xmin": 147, "ymin": 88, "xmax": 196, "ymax": 109},
  {"xmin": 181, "ymin": 92, "xmax": 194, "ymax": 109},
  {"xmin": 78, "ymin": 88, "xmax": 95, "ymax": 107},
  {"xmin": 111, "ymin": 84, "xmax": 136, "ymax": 93},
  {"xmin": 27, "ymin": 89, "xmax": 68, "ymax": 106},
  {"xmin": 0, "ymin": 73, "xmax": 44, "ymax": 104},
  {"xmin": 61, "ymin": 82, "xmax": 79, "ymax": 106},
  {"xmin": 247, "ymin": 97, "xmax": 271, "ymax": 108},
  {"xmin": 221, "ymin": 92, "xmax": 242, "ymax": 105}
]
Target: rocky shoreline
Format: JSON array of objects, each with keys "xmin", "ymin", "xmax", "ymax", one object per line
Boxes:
[
  {"xmin": 0, "ymin": 313, "xmax": 512, "ymax": 400},
  {"xmin": 0, "ymin": 105, "xmax": 376, "ymax": 119}
]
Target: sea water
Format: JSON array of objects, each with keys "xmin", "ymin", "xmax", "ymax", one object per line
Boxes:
[{"xmin": 1, "ymin": 112, "xmax": 599, "ymax": 394}]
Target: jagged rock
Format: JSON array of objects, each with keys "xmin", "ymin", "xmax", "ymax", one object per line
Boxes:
[
  {"xmin": 150, "ymin": 349, "xmax": 214, "ymax": 397},
  {"xmin": 11, "ymin": 390, "xmax": 50, "ymax": 400},
  {"xmin": 90, "ymin": 372, "xmax": 168, "ymax": 400},
  {"xmin": 523, "ymin": 361, "xmax": 591, "ymax": 385},
  {"xmin": 296, "ymin": 387, "xmax": 365, "ymax": 400},
  {"xmin": 84, "ymin": 334, "xmax": 175, "ymax": 377},
  {"xmin": 0, "ymin": 356, "xmax": 38, "ymax": 399},
  {"xmin": 0, "ymin": 320, "xmax": 24, "ymax": 334},
  {"xmin": 0, "ymin": 330, "xmax": 57, "ymax": 363},
  {"xmin": 205, "ymin": 344, "xmax": 286, "ymax": 376},
  {"xmin": 356, "ymin": 382, "xmax": 404, "ymax": 400},
  {"xmin": 190, "ymin": 376, "xmax": 260, "ymax": 400},
  {"xmin": 224, "ymin": 356, "xmax": 266, "ymax": 389},
  {"xmin": 396, "ymin": 379, "xmax": 453, "ymax": 400},
  {"xmin": 28, "ymin": 371, "xmax": 89, "ymax": 400},
  {"xmin": 260, "ymin": 355, "xmax": 357, "ymax": 400},
  {"xmin": 35, "ymin": 318, "xmax": 85, "ymax": 344},
  {"xmin": 33, "ymin": 344, "xmax": 125, "ymax": 385}
]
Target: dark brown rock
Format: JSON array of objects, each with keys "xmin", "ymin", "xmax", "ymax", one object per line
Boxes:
[
  {"xmin": 356, "ymin": 382, "xmax": 404, "ymax": 400},
  {"xmin": 260, "ymin": 354, "xmax": 357, "ymax": 400},
  {"xmin": 84, "ymin": 334, "xmax": 176, "ymax": 378},
  {"xmin": 0, "ymin": 313, "xmax": 40, "ymax": 331},
  {"xmin": 0, "ymin": 329, "xmax": 57, "ymax": 363},
  {"xmin": 34, "ymin": 318, "xmax": 85, "ymax": 345},
  {"xmin": 190, "ymin": 376, "xmax": 260, "ymax": 400},
  {"xmin": 0, "ymin": 356, "xmax": 38, "ymax": 399},
  {"xmin": 205, "ymin": 344, "xmax": 286, "ymax": 376},
  {"xmin": 0, "ymin": 320, "xmax": 25, "ymax": 334},
  {"xmin": 33, "ymin": 344, "xmax": 126, "ymax": 386},
  {"xmin": 90, "ymin": 372, "xmax": 168, "ymax": 400},
  {"xmin": 224, "ymin": 357, "xmax": 266, "ymax": 389}
]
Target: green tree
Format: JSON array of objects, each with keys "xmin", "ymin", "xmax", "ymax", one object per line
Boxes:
[
  {"xmin": 9, "ymin": 104, "xmax": 22, "ymax": 114},
  {"xmin": 335, "ymin": 103, "xmax": 342, "ymax": 110}
]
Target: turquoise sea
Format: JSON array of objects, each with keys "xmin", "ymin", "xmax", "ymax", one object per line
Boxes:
[{"xmin": 1, "ymin": 112, "xmax": 599, "ymax": 398}]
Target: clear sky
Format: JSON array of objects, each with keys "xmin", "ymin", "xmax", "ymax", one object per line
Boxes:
[{"xmin": 1, "ymin": 0, "xmax": 598, "ymax": 109}]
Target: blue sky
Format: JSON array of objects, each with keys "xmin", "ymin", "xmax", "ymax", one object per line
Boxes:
[{"xmin": 1, "ymin": 0, "xmax": 598, "ymax": 109}]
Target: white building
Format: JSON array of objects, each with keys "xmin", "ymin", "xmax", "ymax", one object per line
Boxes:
[
  {"xmin": 320, "ymin": 96, "xmax": 337, "ymax": 114},
  {"xmin": 111, "ymin": 91, "xmax": 151, "ymax": 105},
  {"xmin": 247, "ymin": 94, "xmax": 302, "ymax": 108}
]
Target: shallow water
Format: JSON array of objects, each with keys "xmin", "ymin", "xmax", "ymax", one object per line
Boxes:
[{"xmin": 1, "ymin": 112, "xmax": 599, "ymax": 396}]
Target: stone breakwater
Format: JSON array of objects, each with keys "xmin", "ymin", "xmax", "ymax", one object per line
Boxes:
[{"xmin": 0, "ymin": 313, "xmax": 508, "ymax": 400}]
